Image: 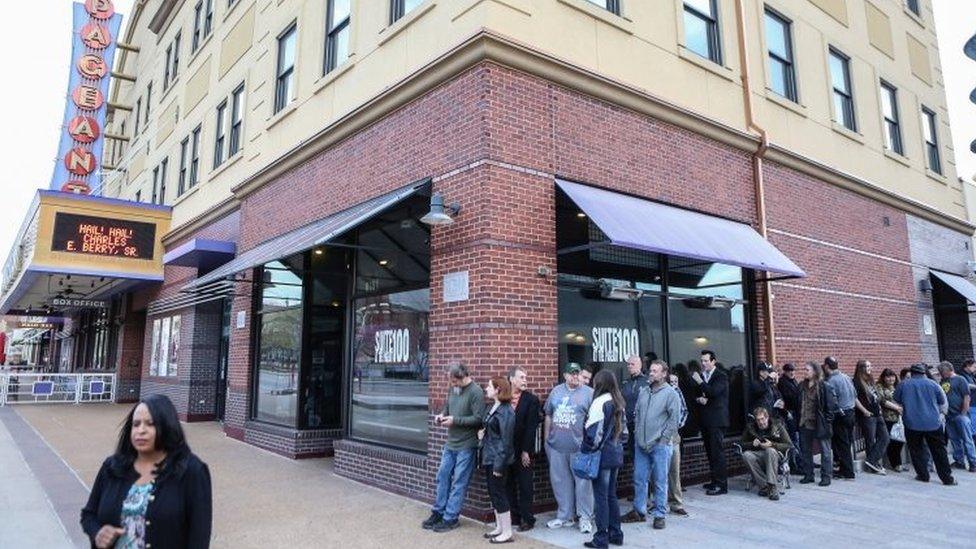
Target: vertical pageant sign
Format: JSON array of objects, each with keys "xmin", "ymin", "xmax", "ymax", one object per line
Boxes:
[{"xmin": 50, "ymin": 0, "xmax": 123, "ymax": 195}]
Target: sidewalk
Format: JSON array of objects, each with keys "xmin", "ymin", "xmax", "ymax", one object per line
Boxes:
[
  {"xmin": 524, "ymin": 465, "xmax": 976, "ymax": 548},
  {"xmin": 5, "ymin": 404, "xmax": 554, "ymax": 548}
]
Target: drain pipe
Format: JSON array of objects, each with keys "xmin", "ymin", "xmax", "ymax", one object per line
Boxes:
[{"xmin": 734, "ymin": 0, "xmax": 777, "ymax": 364}]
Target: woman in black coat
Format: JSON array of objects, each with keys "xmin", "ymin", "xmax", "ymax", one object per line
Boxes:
[
  {"xmin": 582, "ymin": 370, "xmax": 626, "ymax": 549},
  {"xmin": 81, "ymin": 394, "xmax": 212, "ymax": 548},
  {"xmin": 480, "ymin": 376, "xmax": 516, "ymax": 544},
  {"xmin": 798, "ymin": 362, "xmax": 838, "ymax": 487}
]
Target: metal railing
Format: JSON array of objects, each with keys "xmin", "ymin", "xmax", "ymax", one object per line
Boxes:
[{"xmin": 0, "ymin": 373, "xmax": 116, "ymax": 406}]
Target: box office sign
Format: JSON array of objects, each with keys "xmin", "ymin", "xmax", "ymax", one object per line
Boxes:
[
  {"xmin": 51, "ymin": 212, "xmax": 156, "ymax": 259},
  {"xmin": 591, "ymin": 327, "xmax": 640, "ymax": 363}
]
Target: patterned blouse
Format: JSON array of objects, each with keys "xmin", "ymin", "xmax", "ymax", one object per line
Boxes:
[
  {"xmin": 115, "ymin": 482, "xmax": 153, "ymax": 549},
  {"xmin": 876, "ymin": 383, "xmax": 900, "ymax": 424}
]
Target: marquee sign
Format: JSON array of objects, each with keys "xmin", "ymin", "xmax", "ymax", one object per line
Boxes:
[
  {"xmin": 3, "ymin": 316, "xmax": 65, "ymax": 330},
  {"xmin": 51, "ymin": 212, "xmax": 156, "ymax": 259},
  {"xmin": 49, "ymin": 1, "xmax": 123, "ymax": 196}
]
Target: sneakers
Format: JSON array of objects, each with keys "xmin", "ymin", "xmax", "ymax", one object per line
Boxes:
[
  {"xmin": 670, "ymin": 507, "xmax": 688, "ymax": 516},
  {"xmin": 421, "ymin": 511, "xmax": 442, "ymax": 530},
  {"xmin": 579, "ymin": 517, "xmax": 595, "ymax": 534},
  {"xmin": 619, "ymin": 510, "xmax": 646, "ymax": 524},
  {"xmin": 969, "ymin": 465, "xmax": 976, "ymax": 473},
  {"xmin": 768, "ymin": 486, "xmax": 780, "ymax": 501},
  {"xmin": 757, "ymin": 485, "xmax": 770, "ymax": 498},
  {"xmin": 864, "ymin": 461, "xmax": 882, "ymax": 474},
  {"xmin": 652, "ymin": 517, "xmax": 666, "ymax": 530},
  {"xmin": 546, "ymin": 518, "xmax": 575, "ymax": 529},
  {"xmin": 432, "ymin": 519, "xmax": 460, "ymax": 533}
]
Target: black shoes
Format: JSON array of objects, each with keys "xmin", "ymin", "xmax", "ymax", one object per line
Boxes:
[
  {"xmin": 705, "ymin": 486, "xmax": 727, "ymax": 496},
  {"xmin": 702, "ymin": 482, "xmax": 717, "ymax": 490},
  {"xmin": 914, "ymin": 475, "xmax": 929, "ymax": 483},
  {"xmin": 670, "ymin": 507, "xmax": 689, "ymax": 516},
  {"xmin": 516, "ymin": 522, "xmax": 535, "ymax": 532},
  {"xmin": 653, "ymin": 517, "xmax": 666, "ymax": 530},
  {"xmin": 818, "ymin": 478, "xmax": 831, "ymax": 486},
  {"xmin": 943, "ymin": 478, "xmax": 958, "ymax": 486},
  {"xmin": 951, "ymin": 462, "xmax": 967, "ymax": 470},
  {"xmin": 432, "ymin": 519, "xmax": 460, "ymax": 533},
  {"xmin": 799, "ymin": 477, "xmax": 815, "ymax": 484},
  {"xmin": 969, "ymin": 465, "xmax": 976, "ymax": 473},
  {"xmin": 422, "ymin": 512, "xmax": 442, "ymax": 530}
]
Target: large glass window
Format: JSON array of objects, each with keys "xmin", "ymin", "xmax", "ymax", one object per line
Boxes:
[
  {"xmin": 556, "ymin": 190, "xmax": 752, "ymax": 438},
  {"xmin": 275, "ymin": 24, "xmax": 297, "ymax": 114},
  {"xmin": 880, "ymin": 81, "xmax": 903, "ymax": 155},
  {"xmin": 254, "ymin": 256, "xmax": 304, "ymax": 426}
]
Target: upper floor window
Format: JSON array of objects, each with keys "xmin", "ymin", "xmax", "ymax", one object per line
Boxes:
[
  {"xmin": 152, "ymin": 158, "xmax": 168, "ymax": 205},
  {"xmin": 879, "ymin": 81, "xmax": 903, "ymax": 155},
  {"xmin": 391, "ymin": 0, "xmax": 423, "ymax": 23},
  {"xmin": 229, "ymin": 83, "xmax": 245, "ymax": 156},
  {"xmin": 684, "ymin": 0, "xmax": 722, "ymax": 64},
  {"xmin": 178, "ymin": 137, "xmax": 189, "ymax": 196},
  {"xmin": 145, "ymin": 81, "xmax": 153, "ymax": 124},
  {"xmin": 905, "ymin": 0, "xmax": 920, "ymax": 16},
  {"xmin": 584, "ymin": 0, "xmax": 620, "ymax": 14},
  {"xmin": 921, "ymin": 107, "xmax": 941, "ymax": 174},
  {"xmin": 164, "ymin": 33, "xmax": 182, "ymax": 89},
  {"xmin": 325, "ymin": 0, "xmax": 351, "ymax": 74},
  {"xmin": 190, "ymin": 124, "xmax": 202, "ymax": 186},
  {"xmin": 134, "ymin": 97, "xmax": 142, "ymax": 135},
  {"xmin": 192, "ymin": 0, "xmax": 214, "ymax": 53},
  {"xmin": 828, "ymin": 48, "xmax": 856, "ymax": 131},
  {"xmin": 214, "ymin": 100, "xmax": 227, "ymax": 168},
  {"xmin": 274, "ymin": 24, "xmax": 297, "ymax": 114},
  {"xmin": 764, "ymin": 9, "xmax": 796, "ymax": 102}
]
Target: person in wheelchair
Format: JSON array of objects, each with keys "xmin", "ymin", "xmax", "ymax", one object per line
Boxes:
[{"xmin": 740, "ymin": 407, "xmax": 793, "ymax": 501}]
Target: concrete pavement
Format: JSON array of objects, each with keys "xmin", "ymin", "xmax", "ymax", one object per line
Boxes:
[{"xmin": 5, "ymin": 403, "xmax": 975, "ymax": 548}]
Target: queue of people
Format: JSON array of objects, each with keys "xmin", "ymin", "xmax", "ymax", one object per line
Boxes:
[{"xmin": 419, "ymin": 354, "xmax": 975, "ymax": 546}]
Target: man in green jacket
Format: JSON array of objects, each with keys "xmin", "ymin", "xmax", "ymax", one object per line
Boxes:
[
  {"xmin": 741, "ymin": 406, "xmax": 792, "ymax": 501},
  {"xmin": 423, "ymin": 364, "xmax": 486, "ymax": 533}
]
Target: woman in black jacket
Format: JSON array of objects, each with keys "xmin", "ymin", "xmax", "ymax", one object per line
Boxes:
[
  {"xmin": 81, "ymin": 394, "xmax": 212, "ymax": 548},
  {"xmin": 480, "ymin": 376, "xmax": 516, "ymax": 544},
  {"xmin": 798, "ymin": 361, "xmax": 837, "ymax": 487},
  {"xmin": 582, "ymin": 370, "xmax": 626, "ymax": 549}
]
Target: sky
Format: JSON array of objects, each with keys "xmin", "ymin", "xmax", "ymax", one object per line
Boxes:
[{"xmin": 0, "ymin": 0, "xmax": 973, "ymax": 267}]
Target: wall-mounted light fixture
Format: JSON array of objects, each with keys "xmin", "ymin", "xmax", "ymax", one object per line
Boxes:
[
  {"xmin": 420, "ymin": 193, "xmax": 461, "ymax": 226},
  {"xmin": 918, "ymin": 278, "xmax": 933, "ymax": 294}
]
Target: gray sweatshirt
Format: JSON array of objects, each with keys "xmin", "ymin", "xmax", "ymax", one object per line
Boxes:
[{"xmin": 634, "ymin": 383, "xmax": 683, "ymax": 451}]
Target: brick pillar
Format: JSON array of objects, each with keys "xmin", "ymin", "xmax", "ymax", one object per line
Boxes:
[
  {"xmin": 184, "ymin": 300, "xmax": 223, "ymax": 421},
  {"xmin": 116, "ymin": 309, "xmax": 145, "ymax": 403},
  {"xmin": 224, "ymin": 278, "xmax": 254, "ymax": 441}
]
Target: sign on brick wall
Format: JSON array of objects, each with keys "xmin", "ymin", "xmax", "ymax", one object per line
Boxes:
[{"xmin": 442, "ymin": 271, "xmax": 469, "ymax": 303}]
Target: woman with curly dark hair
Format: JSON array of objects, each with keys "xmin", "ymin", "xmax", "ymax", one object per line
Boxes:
[{"xmin": 81, "ymin": 394, "xmax": 212, "ymax": 548}]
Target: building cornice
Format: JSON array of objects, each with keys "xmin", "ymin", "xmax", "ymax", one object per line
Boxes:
[
  {"xmin": 161, "ymin": 196, "xmax": 239, "ymax": 247},
  {"xmin": 162, "ymin": 29, "xmax": 973, "ymax": 245}
]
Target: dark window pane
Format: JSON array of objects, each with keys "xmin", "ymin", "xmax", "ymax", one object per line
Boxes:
[{"xmin": 350, "ymin": 288, "xmax": 430, "ymax": 452}]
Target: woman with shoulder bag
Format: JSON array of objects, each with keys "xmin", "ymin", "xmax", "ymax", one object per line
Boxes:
[
  {"xmin": 877, "ymin": 368, "xmax": 906, "ymax": 471},
  {"xmin": 854, "ymin": 360, "xmax": 890, "ymax": 474},
  {"xmin": 581, "ymin": 370, "xmax": 626, "ymax": 549},
  {"xmin": 81, "ymin": 394, "xmax": 212, "ymax": 549},
  {"xmin": 480, "ymin": 376, "xmax": 516, "ymax": 543}
]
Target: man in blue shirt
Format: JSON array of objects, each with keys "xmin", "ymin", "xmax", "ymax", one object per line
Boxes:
[
  {"xmin": 823, "ymin": 357, "xmax": 857, "ymax": 479},
  {"xmin": 938, "ymin": 362, "xmax": 976, "ymax": 472},
  {"xmin": 963, "ymin": 359, "xmax": 976, "ymax": 451},
  {"xmin": 894, "ymin": 363, "xmax": 956, "ymax": 485}
]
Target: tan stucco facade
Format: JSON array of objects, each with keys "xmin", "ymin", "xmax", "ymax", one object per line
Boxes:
[{"xmin": 101, "ymin": 0, "xmax": 967, "ymax": 238}]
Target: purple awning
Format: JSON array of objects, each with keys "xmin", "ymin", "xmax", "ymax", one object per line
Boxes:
[{"xmin": 557, "ymin": 179, "xmax": 805, "ymax": 278}]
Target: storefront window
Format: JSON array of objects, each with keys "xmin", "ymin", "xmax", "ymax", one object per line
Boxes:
[
  {"xmin": 254, "ymin": 256, "xmax": 303, "ymax": 426},
  {"xmin": 302, "ymin": 249, "xmax": 350, "ymax": 429}
]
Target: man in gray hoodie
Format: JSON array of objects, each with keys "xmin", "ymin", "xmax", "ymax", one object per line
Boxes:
[{"xmin": 620, "ymin": 360, "xmax": 683, "ymax": 530}]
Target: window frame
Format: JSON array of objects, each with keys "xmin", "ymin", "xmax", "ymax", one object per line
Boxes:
[
  {"xmin": 879, "ymin": 80, "xmax": 903, "ymax": 155},
  {"xmin": 133, "ymin": 97, "xmax": 142, "ymax": 136},
  {"xmin": 158, "ymin": 157, "xmax": 168, "ymax": 204},
  {"xmin": 229, "ymin": 83, "xmax": 245, "ymax": 157},
  {"xmin": 189, "ymin": 124, "xmax": 202, "ymax": 188},
  {"xmin": 214, "ymin": 100, "xmax": 227, "ymax": 168},
  {"xmin": 905, "ymin": 0, "xmax": 920, "ymax": 16},
  {"xmin": 683, "ymin": 0, "xmax": 723, "ymax": 65},
  {"xmin": 274, "ymin": 23, "xmax": 298, "ymax": 114},
  {"xmin": 145, "ymin": 81, "xmax": 153, "ymax": 124},
  {"xmin": 164, "ymin": 45, "xmax": 172, "ymax": 89},
  {"xmin": 324, "ymin": 0, "xmax": 351, "ymax": 74},
  {"xmin": 390, "ymin": 0, "xmax": 424, "ymax": 24},
  {"xmin": 764, "ymin": 8, "xmax": 797, "ymax": 102},
  {"xmin": 204, "ymin": 0, "xmax": 214, "ymax": 39},
  {"xmin": 172, "ymin": 32, "xmax": 182, "ymax": 81},
  {"xmin": 178, "ymin": 137, "xmax": 189, "ymax": 196},
  {"xmin": 584, "ymin": 0, "xmax": 621, "ymax": 14},
  {"xmin": 192, "ymin": 1, "xmax": 203, "ymax": 53},
  {"xmin": 921, "ymin": 106, "xmax": 941, "ymax": 174},
  {"xmin": 828, "ymin": 47, "xmax": 856, "ymax": 132}
]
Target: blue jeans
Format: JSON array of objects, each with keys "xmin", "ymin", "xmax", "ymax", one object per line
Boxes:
[
  {"xmin": 590, "ymin": 468, "xmax": 622, "ymax": 548},
  {"xmin": 947, "ymin": 414, "xmax": 976, "ymax": 467},
  {"xmin": 432, "ymin": 447, "xmax": 476, "ymax": 522},
  {"xmin": 633, "ymin": 442, "xmax": 672, "ymax": 519}
]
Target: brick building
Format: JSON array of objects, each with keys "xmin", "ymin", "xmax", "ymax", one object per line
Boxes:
[{"xmin": 4, "ymin": 0, "xmax": 976, "ymax": 521}]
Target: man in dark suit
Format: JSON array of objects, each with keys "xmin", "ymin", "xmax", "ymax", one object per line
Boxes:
[
  {"xmin": 506, "ymin": 367, "xmax": 542, "ymax": 531},
  {"xmin": 691, "ymin": 350, "xmax": 729, "ymax": 496}
]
